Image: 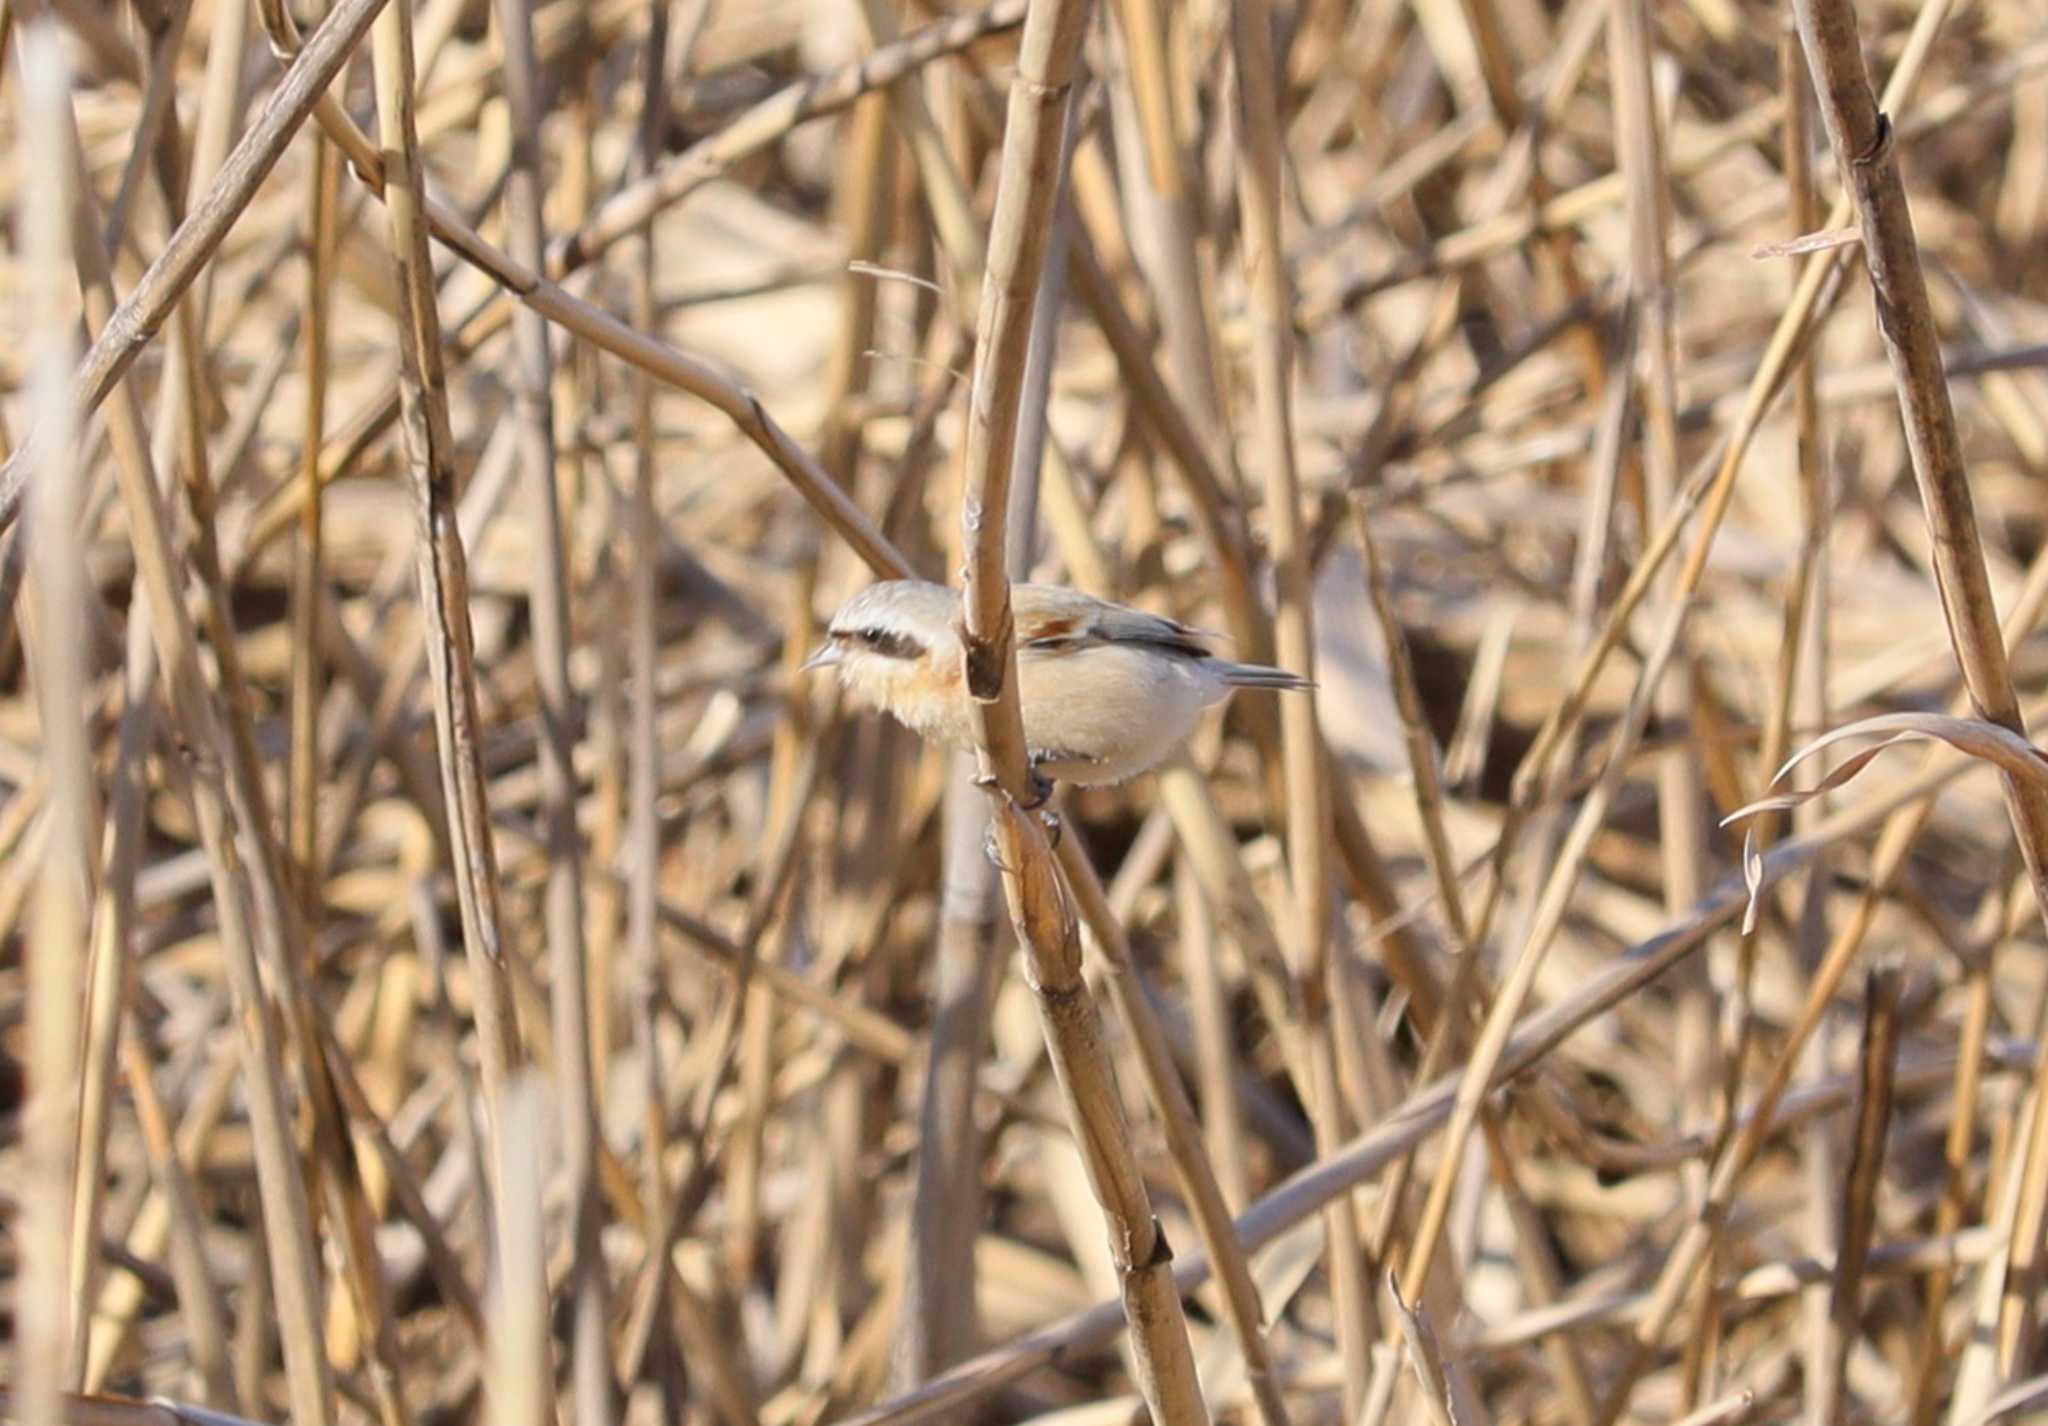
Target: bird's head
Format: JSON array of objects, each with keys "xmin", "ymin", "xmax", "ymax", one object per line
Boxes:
[{"xmin": 801, "ymin": 580, "xmax": 963, "ymax": 719}]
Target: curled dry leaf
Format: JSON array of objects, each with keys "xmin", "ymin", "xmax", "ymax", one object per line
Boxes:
[{"xmin": 1722, "ymin": 713, "xmax": 2048, "ymax": 932}]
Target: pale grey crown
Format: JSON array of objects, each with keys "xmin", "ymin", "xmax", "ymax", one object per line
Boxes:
[{"xmin": 825, "ymin": 579, "xmax": 956, "ymax": 662}]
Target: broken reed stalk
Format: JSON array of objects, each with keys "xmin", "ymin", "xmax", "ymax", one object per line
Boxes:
[
  {"xmin": 950, "ymin": 0, "xmax": 1205, "ymax": 1418},
  {"xmin": 1602, "ymin": 566, "xmax": 2048, "ymax": 1421}
]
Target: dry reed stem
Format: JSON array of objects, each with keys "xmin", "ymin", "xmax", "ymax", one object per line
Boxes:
[
  {"xmin": 618, "ymin": 0, "xmax": 676, "ymax": 1402},
  {"xmin": 39, "ymin": 44, "xmax": 342, "ymax": 1426},
  {"xmin": 17, "ymin": 23, "xmax": 87, "ymax": 1426},
  {"xmin": 838, "ymin": 23, "xmax": 988, "ymax": 1376},
  {"xmin": 117, "ymin": 1014, "xmax": 235, "ymax": 1410},
  {"xmin": 369, "ymin": 0, "xmax": 526, "ymax": 1155},
  {"xmin": 1387, "ymin": 1273, "xmax": 1473, "ymax": 1426},
  {"xmin": 1056, "ymin": 832, "xmax": 1292, "ymax": 1426},
  {"xmin": 485, "ymin": 1075, "xmax": 547, "ymax": 1426},
  {"xmin": 895, "ymin": 762, "xmax": 996, "ymax": 1387},
  {"xmin": 1608, "ymin": 0, "xmax": 1711, "ymax": 1227},
  {"xmin": 947, "ymin": 0, "xmax": 1205, "ymax": 1416},
  {"xmin": 10, "ymin": 2, "xmax": 2048, "ymax": 1421},
  {"xmin": 488, "ymin": 2, "xmax": 610, "ymax": 1420},
  {"xmin": 1230, "ymin": 2, "xmax": 1372, "ymax": 1413},
  {"xmin": 287, "ymin": 131, "xmax": 334, "ymax": 900},
  {"xmin": 1810, "ymin": 966, "xmax": 1901, "ymax": 1426},
  {"xmin": 1789, "ymin": 0, "xmax": 2048, "ymax": 1376},
  {"xmin": 0, "ymin": 0, "xmax": 389, "ymax": 524},
  {"xmin": 1105, "ymin": 0, "xmax": 1239, "ymax": 492},
  {"xmin": 1353, "ymin": 509, "xmax": 1597, "ymax": 1425},
  {"xmin": 841, "ymin": 733, "xmax": 1982, "ymax": 1426},
  {"xmin": 552, "ymin": 0, "xmax": 1027, "ymax": 277},
  {"xmin": 990, "ymin": 800, "xmax": 1208, "ymax": 1426}
]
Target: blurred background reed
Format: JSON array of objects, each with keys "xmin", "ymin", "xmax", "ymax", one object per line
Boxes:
[{"xmin": 4, "ymin": 0, "xmax": 2048, "ymax": 1424}]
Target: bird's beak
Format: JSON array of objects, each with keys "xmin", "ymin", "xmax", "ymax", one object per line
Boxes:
[{"xmin": 799, "ymin": 642, "xmax": 841, "ymax": 674}]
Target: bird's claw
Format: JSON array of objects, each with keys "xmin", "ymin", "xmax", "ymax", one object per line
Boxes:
[
  {"xmin": 970, "ymin": 765, "xmax": 1057, "ymax": 811},
  {"xmin": 977, "ymin": 795, "xmax": 1063, "ymax": 870},
  {"xmin": 1037, "ymin": 807, "xmax": 1063, "ymax": 849}
]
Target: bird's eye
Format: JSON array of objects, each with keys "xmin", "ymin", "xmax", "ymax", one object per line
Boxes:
[{"xmin": 852, "ymin": 626, "xmax": 920, "ymax": 660}]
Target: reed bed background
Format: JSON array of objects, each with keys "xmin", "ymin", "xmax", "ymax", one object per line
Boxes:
[{"xmin": 3, "ymin": 0, "xmax": 2048, "ymax": 1423}]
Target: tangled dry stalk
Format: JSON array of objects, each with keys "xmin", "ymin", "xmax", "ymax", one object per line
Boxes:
[{"xmin": 5, "ymin": 0, "xmax": 2048, "ymax": 1423}]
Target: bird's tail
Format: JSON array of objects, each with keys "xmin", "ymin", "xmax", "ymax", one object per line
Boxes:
[{"xmin": 1217, "ymin": 661, "xmax": 1316, "ymax": 691}]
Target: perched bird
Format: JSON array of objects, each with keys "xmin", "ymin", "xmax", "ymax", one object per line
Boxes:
[{"xmin": 802, "ymin": 579, "xmax": 1312, "ymax": 787}]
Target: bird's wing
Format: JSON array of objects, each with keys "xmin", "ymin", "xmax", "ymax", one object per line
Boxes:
[{"xmin": 1014, "ymin": 586, "xmax": 1216, "ymax": 659}]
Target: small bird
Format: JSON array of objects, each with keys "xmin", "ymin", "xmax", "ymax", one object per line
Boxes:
[{"xmin": 802, "ymin": 579, "xmax": 1312, "ymax": 788}]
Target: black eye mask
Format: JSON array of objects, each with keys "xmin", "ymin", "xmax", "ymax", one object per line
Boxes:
[{"xmin": 846, "ymin": 627, "xmax": 922, "ymax": 661}]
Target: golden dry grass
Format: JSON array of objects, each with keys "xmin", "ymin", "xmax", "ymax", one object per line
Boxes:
[{"xmin": 4, "ymin": 1, "xmax": 2048, "ymax": 1424}]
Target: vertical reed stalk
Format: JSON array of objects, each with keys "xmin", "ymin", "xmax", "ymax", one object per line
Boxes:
[
  {"xmin": 289, "ymin": 133, "xmax": 336, "ymax": 906},
  {"xmin": 621, "ymin": 0, "xmax": 674, "ymax": 1295},
  {"xmin": 492, "ymin": 0, "xmax": 613, "ymax": 1419},
  {"xmin": 953, "ymin": 0, "xmax": 1207, "ymax": 1418},
  {"xmin": 17, "ymin": 26, "xmax": 89, "ymax": 1426},
  {"xmin": 48, "ymin": 51, "xmax": 342, "ymax": 1426},
  {"xmin": 368, "ymin": 0, "xmax": 527, "ymax": 1255},
  {"xmin": 1230, "ymin": 0, "xmax": 1372, "ymax": 1411}
]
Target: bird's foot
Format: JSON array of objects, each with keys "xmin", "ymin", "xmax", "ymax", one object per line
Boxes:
[
  {"xmin": 974, "ymin": 780, "xmax": 1063, "ymax": 868},
  {"xmin": 1037, "ymin": 807, "xmax": 1063, "ymax": 850},
  {"xmin": 979, "ymin": 811, "xmax": 1062, "ymax": 869},
  {"xmin": 970, "ymin": 765, "xmax": 1058, "ymax": 811}
]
